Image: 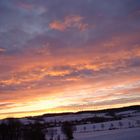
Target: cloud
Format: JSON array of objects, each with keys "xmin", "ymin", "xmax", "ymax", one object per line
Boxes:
[
  {"xmin": 0, "ymin": 48, "xmax": 6, "ymax": 53},
  {"xmin": 49, "ymin": 15, "xmax": 89, "ymax": 31},
  {"xmin": 0, "ymin": 0, "xmax": 140, "ymax": 119},
  {"xmin": 0, "ymin": 103, "xmax": 13, "ymax": 110}
]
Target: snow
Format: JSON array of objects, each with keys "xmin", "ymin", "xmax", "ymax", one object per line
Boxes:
[
  {"xmin": 45, "ymin": 110, "xmax": 140, "ymax": 140},
  {"xmin": 75, "ymin": 127, "xmax": 140, "ymax": 140}
]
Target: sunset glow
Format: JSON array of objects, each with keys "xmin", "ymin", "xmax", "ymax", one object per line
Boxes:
[{"xmin": 0, "ymin": 0, "xmax": 140, "ymax": 119}]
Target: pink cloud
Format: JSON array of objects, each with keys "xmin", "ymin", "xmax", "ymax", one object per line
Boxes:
[
  {"xmin": 0, "ymin": 48, "xmax": 6, "ymax": 52},
  {"xmin": 49, "ymin": 15, "xmax": 89, "ymax": 31}
]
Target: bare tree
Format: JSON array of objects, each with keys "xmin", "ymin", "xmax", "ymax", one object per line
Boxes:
[
  {"xmin": 118, "ymin": 121, "xmax": 123, "ymax": 129},
  {"xmin": 61, "ymin": 122, "xmax": 74, "ymax": 140}
]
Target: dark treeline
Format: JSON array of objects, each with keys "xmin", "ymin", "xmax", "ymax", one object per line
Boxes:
[
  {"xmin": 0, "ymin": 118, "xmax": 46, "ymax": 140},
  {"xmin": 0, "ymin": 118, "xmax": 75, "ymax": 140},
  {"xmin": 25, "ymin": 105, "xmax": 140, "ymax": 120}
]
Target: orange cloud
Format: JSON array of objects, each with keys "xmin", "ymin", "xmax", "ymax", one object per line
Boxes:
[
  {"xmin": 49, "ymin": 15, "xmax": 89, "ymax": 31},
  {"xmin": 0, "ymin": 44, "xmax": 140, "ymax": 87},
  {"xmin": 0, "ymin": 32, "xmax": 140, "ymax": 119}
]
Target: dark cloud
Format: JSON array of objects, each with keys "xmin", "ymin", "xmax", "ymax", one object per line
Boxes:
[{"xmin": 128, "ymin": 57, "xmax": 140, "ymax": 67}]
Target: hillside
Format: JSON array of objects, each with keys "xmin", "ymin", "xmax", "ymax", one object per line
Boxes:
[{"xmin": 0, "ymin": 105, "xmax": 139, "ymax": 140}]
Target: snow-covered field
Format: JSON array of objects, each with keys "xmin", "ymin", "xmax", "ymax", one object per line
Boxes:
[
  {"xmin": 1, "ymin": 108, "xmax": 140, "ymax": 140},
  {"xmin": 44, "ymin": 110, "xmax": 140, "ymax": 140},
  {"xmin": 75, "ymin": 127, "xmax": 140, "ymax": 140}
]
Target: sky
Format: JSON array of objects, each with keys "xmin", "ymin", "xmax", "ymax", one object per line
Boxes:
[{"xmin": 0, "ymin": 0, "xmax": 140, "ymax": 119}]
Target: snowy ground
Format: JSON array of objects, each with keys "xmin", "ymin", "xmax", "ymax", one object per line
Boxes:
[
  {"xmin": 46, "ymin": 110, "xmax": 140, "ymax": 140},
  {"xmin": 75, "ymin": 127, "xmax": 140, "ymax": 140}
]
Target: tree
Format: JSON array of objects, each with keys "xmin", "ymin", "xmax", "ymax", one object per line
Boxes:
[
  {"xmin": 118, "ymin": 121, "xmax": 123, "ymax": 129},
  {"xmin": 0, "ymin": 122, "xmax": 8, "ymax": 140},
  {"xmin": 61, "ymin": 122, "xmax": 74, "ymax": 140},
  {"xmin": 83, "ymin": 126, "xmax": 86, "ymax": 131},
  {"xmin": 5, "ymin": 118, "xmax": 22, "ymax": 140},
  {"xmin": 107, "ymin": 111, "xmax": 116, "ymax": 118},
  {"xmin": 93, "ymin": 125, "xmax": 96, "ymax": 131},
  {"xmin": 73, "ymin": 125, "xmax": 77, "ymax": 132},
  {"xmin": 57, "ymin": 135, "xmax": 60, "ymax": 140},
  {"xmin": 23, "ymin": 122, "xmax": 46, "ymax": 140},
  {"xmin": 101, "ymin": 123, "xmax": 105, "ymax": 130},
  {"xmin": 136, "ymin": 120, "xmax": 140, "ymax": 126},
  {"xmin": 128, "ymin": 122, "xmax": 132, "ymax": 128},
  {"xmin": 109, "ymin": 123, "xmax": 114, "ymax": 130}
]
